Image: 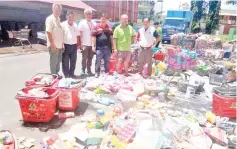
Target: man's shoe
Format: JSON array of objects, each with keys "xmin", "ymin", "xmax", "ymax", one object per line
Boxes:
[
  {"xmin": 70, "ymin": 74, "xmax": 78, "ymax": 79},
  {"xmin": 87, "ymin": 71, "xmax": 94, "ymax": 76},
  {"xmin": 95, "ymin": 73, "xmax": 100, "ymax": 78},
  {"xmin": 80, "ymin": 71, "xmax": 85, "ymax": 77},
  {"xmin": 57, "ymin": 74, "xmax": 63, "ymax": 79}
]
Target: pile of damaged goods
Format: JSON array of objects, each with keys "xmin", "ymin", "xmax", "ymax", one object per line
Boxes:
[{"xmin": 0, "ymin": 37, "xmax": 235, "ymax": 149}]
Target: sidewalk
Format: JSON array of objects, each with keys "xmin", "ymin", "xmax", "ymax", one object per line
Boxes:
[{"xmin": 0, "ymin": 43, "xmax": 47, "ymax": 58}]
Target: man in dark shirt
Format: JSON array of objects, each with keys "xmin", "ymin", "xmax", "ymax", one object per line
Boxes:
[{"xmin": 92, "ymin": 13, "xmax": 113, "ymax": 78}]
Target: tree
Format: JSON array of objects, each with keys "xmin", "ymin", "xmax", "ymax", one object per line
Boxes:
[
  {"xmin": 191, "ymin": 0, "xmax": 206, "ymax": 33},
  {"xmin": 205, "ymin": 0, "xmax": 221, "ymax": 34}
]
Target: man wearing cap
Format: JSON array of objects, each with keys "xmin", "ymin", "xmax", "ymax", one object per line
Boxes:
[
  {"xmin": 78, "ymin": 9, "xmax": 96, "ymax": 76},
  {"xmin": 45, "ymin": 3, "xmax": 63, "ymax": 75},
  {"xmin": 113, "ymin": 14, "xmax": 136, "ymax": 76},
  {"xmin": 137, "ymin": 17, "xmax": 160, "ymax": 76}
]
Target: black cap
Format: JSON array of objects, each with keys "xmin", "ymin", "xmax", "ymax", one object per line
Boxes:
[{"xmin": 154, "ymin": 21, "xmax": 159, "ymax": 25}]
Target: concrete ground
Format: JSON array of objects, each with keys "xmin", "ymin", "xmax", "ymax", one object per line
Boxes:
[{"xmin": 0, "ymin": 51, "xmax": 116, "ymax": 148}]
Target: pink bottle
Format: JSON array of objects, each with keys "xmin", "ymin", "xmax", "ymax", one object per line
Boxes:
[{"xmin": 142, "ymin": 63, "xmax": 148, "ymax": 78}]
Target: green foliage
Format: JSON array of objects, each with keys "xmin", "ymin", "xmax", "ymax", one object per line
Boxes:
[{"xmin": 191, "ymin": 0, "xmax": 207, "ymax": 33}]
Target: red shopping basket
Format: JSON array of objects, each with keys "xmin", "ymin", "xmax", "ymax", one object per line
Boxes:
[
  {"xmin": 15, "ymin": 88, "xmax": 59, "ymax": 122},
  {"xmin": 54, "ymin": 81, "xmax": 83, "ymax": 111},
  {"xmin": 212, "ymin": 93, "xmax": 236, "ymax": 118},
  {"xmin": 25, "ymin": 73, "xmax": 59, "ymax": 88}
]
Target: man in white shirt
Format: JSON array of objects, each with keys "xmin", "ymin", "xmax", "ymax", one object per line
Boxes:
[
  {"xmin": 45, "ymin": 3, "xmax": 63, "ymax": 75},
  {"xmin": 78, "ymin": 9, "xmax": 96, "ymax": 76},
  {"xmin": 61, "ymin": 12, "xmax": 81, "ymax": 78},
  {"xmin": 136, "ymin": 17, "xmax": 160, "ymax": 76}
]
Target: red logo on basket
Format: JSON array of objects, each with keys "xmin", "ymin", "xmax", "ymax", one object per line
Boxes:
[
  {"xmin": 60, "ymin": 93, "xmax": 70, "ymax": 100},
  {"xmin": 29, "ymin": 103, "xmax": 36, "ymax": 110}
]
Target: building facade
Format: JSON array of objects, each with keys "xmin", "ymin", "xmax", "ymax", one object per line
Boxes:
[
  {"xmin": 83, "ymin": 1, "xmax": 138, "ymax": 23},
  {"xmin": 219, "ymin": 9, "xmax": 236, "ymax": 34}
]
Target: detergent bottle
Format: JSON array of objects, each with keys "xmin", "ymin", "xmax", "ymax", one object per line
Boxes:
[
  {"xmin": 151, "ymin": 63, "xmax": 156, "ymax": 76},
  {"xmin": 142, "ymin": 63, "xmax": 148, "ymax": 78},
  {"xmin": 157, "ymin": 62, "xmax": 166, "ymax": 73}
]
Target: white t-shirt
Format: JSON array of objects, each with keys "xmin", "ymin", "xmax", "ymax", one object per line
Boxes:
[
  {"xmin": 45, "ymin": 14, "xmax": 63, "ymax": 48},
  {"xmin": 61, "ymin": 21, "xmax": 80, "ymax": 45},
  {"xmin": 138, "ymin": 27, "xmax": 156, "ymax": 48},
  {"xmin": 78, "ymin": 19, "xmax": 96, "ymax": 46}
]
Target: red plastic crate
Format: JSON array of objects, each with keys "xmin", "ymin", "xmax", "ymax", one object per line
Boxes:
[
  {"xmin": 16, "ymin": 88, "xmax": 59, "ymax": 122},
  {"xmin": 212, "ymin": 93, "xmax": 236, "ymax": 118},
  {"xmin": 54, "ymin": 81, "xmax": 82, "ymax": 111}
]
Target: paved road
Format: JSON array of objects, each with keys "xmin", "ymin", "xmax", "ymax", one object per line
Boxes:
[{"xmin": 0, "ymin": 52, "xmax": 113, "ymax": 148}]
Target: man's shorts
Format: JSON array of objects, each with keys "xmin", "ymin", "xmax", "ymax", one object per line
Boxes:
[{"xmin": 116, "ymin": 51, "xmax": 132, "ymax": 62}]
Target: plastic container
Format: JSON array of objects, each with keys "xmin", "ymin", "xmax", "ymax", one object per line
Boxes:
[
  {"xmin": 212, "ymin": 87, "xmax": 236, "ymax": 118},
  {"xmin": 153, "ymin": 51, "xmax": 165, "ymax": 61},
  {"xmin": 152, "ymin": 47, "xmax": 161, "ymax": 55},
  {"xmin": 54, "ymin": 81, "xmax": 82, "ymax": 111},
  {"xmin": 109, "ymin": 57, "xmax": 132, "ymax": 74},
  {"xmin": 209, "ymin": 73, "xmax": 225, "ymax": 86},
  {"xmin": 0, "ymin": 130, "xmax": 17, "ymax": 149},
  {"xmin": 15, "ymin": 87, "xmax": 59, "ymax": 122},
  {"xmin": 25, "ymin": 73, "xmax": 59, "ymax": 88}
]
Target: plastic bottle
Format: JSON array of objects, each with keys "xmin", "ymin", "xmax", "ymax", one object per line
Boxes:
[
  {"xmin": 142, "ymin": 63, "xmax": 148, "ymax": 78},
  {"xmin": 58, "ymin": 112, "xmax": 75, "ymax": 119},
  {"xmin": 96, "ymin": 109, "xmax": 105, "ymax": 121},
  {"xmin": 151, "ymin": 63, "xmax": 156, "ymax": 76},
  {"xmin": 157, "ymin": 62, "xmax": 166, "ymax": 73},
  {"xmin": 113, "ymin": 71, "xmax": 118, "ymax": 79}
]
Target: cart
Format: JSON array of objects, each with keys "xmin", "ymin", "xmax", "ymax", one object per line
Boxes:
[{"xmin": 11, "ymin": 29, "xmax": 32, "ymax": 49}]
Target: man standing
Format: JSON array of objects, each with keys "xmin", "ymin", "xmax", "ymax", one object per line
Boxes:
[
  {"xmin": 113, "ymin": 14, "xmax": 136, "ymax": 76},
  {"xmin": 45, "ymin": 3, "xmax": 63, "ymax": 75},
  {"xmin": 78, "ymin": 9, "xmax": 96, "ymax": 76},
  {"xmin": 61, "ymin": 12, "xmax": 81, "ymax": 78},
  {"xmin": 154, "ymin": 21, "xmax": 162, "ymax": 47},
  {"xmin": 137, "ymin": 17, "xmax": 160, "ymax": 76},
  {"xmin": 92, "ymin": 13, "xmax": 113, "ymax": 78}
]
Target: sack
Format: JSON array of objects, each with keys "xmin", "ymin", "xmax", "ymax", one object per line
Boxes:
[
  {"xmin": 163, "ymin": 116, "xmax": 190, "ymax": 139},
  {"xmin": 203, "ymin": 127, "xmax": 228, "ymax": 146}
]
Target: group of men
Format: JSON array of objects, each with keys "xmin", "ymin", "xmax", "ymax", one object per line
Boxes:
[{"xmin": 45, "ymin": 3, "xmax": 160, "ymax": 78}]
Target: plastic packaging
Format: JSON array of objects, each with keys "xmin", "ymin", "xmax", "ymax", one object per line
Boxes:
[
  {"xmin": 151, "ymin": 64, "xmax": 156, "ymax": 76},
  {"xmin": 142, "ymin": 63, "xmax": 148, "ymax": 78}
]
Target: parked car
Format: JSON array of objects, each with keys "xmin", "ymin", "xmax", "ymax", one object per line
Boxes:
[{"xmin": 134, "ymin": 25, "xmax": 142, "ymax": 32}]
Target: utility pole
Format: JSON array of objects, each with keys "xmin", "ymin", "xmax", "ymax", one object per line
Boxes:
[{"xmin": 119, "ymin": 1, "xmax": 121, "ymax": 17}]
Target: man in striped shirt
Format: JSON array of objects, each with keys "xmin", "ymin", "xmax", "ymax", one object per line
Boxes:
[{"xmin": 92, "ymin": 13, "xmax": 113, "ymax": 78}]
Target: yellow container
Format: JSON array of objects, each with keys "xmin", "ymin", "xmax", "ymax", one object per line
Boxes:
[{"xmin": 206, "ymin": 112, "xmax": 216, "ymax": 124}]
